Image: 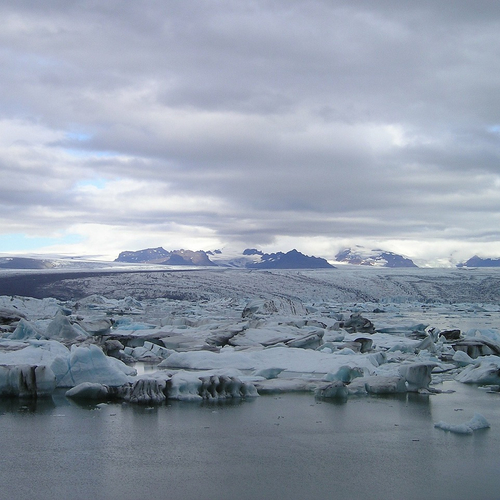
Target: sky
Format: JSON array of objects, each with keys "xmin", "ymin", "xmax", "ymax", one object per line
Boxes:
[{"xmin": 1, "ymin": 1, "xmax": 500, "ymax": 266}]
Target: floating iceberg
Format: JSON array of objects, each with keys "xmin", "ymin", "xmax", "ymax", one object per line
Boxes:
[
  {"xmin": 0, "ymin": 364, "xmax": 56, "ymax": 398},
  {"xmin": 399, "ymin": 362, "xmax": 437, "ymax": 392},
  {"xmin": 65, "ymin": 381, "xmax": 110, "ymax": 401},
  {"xmin": 9, "ymin": 319, "xmax": 43, "ymax": 341},
  {"xmin": 315, "ymin": 380, "xmax": 348, "ymax": 400},
  {"xmin": 45, "ymin": 310, "xmax": 89, "ymax": 341},
  {"xmin": 54, "ymin": 344, "xmax": 133, "ymax": 387},
  {"xmin": 455, "ymin": 356, "xmax": 500, "ymax": 385},
  {"xmin": 434, "ymin": 413, "xmax": 490, "ymax": 434},
  {"xmin": 1, "ymin": 267, "xmax": 500, "ymax": 408},
  {"xmin": 66, "ymin": 371, "xmax": 258, "ymax": 403},
  {"xmin": 348, "ymin": 375, "xmax": 407, "ymax": 395}
]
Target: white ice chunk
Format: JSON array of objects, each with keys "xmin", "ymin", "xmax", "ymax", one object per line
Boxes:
[
  {"xmin": 65, "ymin": 382, "xmax": 109, "ymax": 400},
  {"xmin": 366, "ymin": 333, "xmax": 421, "ymax": 352},
  {"xmin": 253, "ymin": 367, "xmax": 285, "ymax": 379},
  {"xmin": 465, "ymin": 329, "xmax": 500, "ymax": 344},
  {"xmin": 45, "ymin": 310, "xmax": 89, "ymax": 341},
  {"xmin": 0, "ymin": 364, "xmax": 56, "ymax": 397},
  {"xmin": 452, "ymin": 350, "xmax": 478, "ymax": 367},
  {"xmin": 159, "ymin": 346, "xmax": 380, "ymax": 381},
  {"xmin": 160, "ymin": 334, "xmax": 208, "ymax": 350},
  {"xmin": 167, "ymin": 371, "xmax": 258, "ymax": 401},
  {"xmin": 467, "ymin": 413, "xmax": 491, "ymax": 431},
  {"xmin": 0, "ymin": 339, "xmax": 70, "ymax": 367},
  {"xmin": 56, "ymin": 344, "xmax": 132, "ymax": 387},
  {"xmin": 399, "ymin": 362, "xmax": 437, "ymax": 392},
  {"xmin": 0, "ymin": 296, "xmax": 62, "ymax": 320},
  {"xmin": 336, "ymin": 348, "xmax": 357, "ymax": 355},
  {"xmin": 107, "ymin": 355, "xmax": 137, "ymax": 376},
  {"xmin": 348, "ymin": 375, "xmax": 407, "ymax": 395},
  {"xmin": 416, "ymin": 336, "xmax": 436, "ymax": 353},
  {"xmin": 113, "ymin": 319, "xmax": 156, "ymax": 330},
  {"xmin": 75, "ymin": 317, "xmax": 113, "ymax": 335},
  {"xmin": 367, "ymin": 352, "xmax": 386, "ymax": 367},
  {"xmin": 254, "ymin": 378, "xmax": 318, "ymax": 394},
  {"xmin": 159, "ymin": 350, "xmax": 258, "ymax": 371},
  {"xmin": 315, "ymin": 380, "xmax": 348, "ymax": 399},
  {"xmin": 435, "ymin": 413, "xmax": 490, "ymax": 434},
  {"xmin": 285, "ymin": 331, "xmax": 324, "ymax": 349},
  {"xmin": 324, "ymin": 365, "xmax": 364, "ymax": 383},
  {"xmin": 229, "ymin": 326, "xmax": 295, "ymax": 347},
  {"xmin": 9, "ymin": 319, "xmax": 43, "ymax": 340},
  {"xmin": 455, "ymin": 356, "xmax": 500, "ymax": 385},
  {"xmin": 123, "ymin": 378, "xmax": 167, "ymax": 404},
  {"xmin": 128, "ymin": 346, "xmax": 162, "ymax": 363}
]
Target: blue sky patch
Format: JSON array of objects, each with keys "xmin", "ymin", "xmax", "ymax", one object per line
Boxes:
[{"xmin": 0, "ymin": 233, "xmax": 83, "ymax": 252}]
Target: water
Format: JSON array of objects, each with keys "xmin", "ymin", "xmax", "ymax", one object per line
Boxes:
[{"xmin": 0, "ymin": 383, "xmax": 499, "ymax": 500}]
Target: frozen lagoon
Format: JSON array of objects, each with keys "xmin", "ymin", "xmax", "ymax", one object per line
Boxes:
[
  {"xmin": 1, "ymin": 267, "xmax": 500, "ymax": 498},
  {"xmin": 0, "ymin": 383, "xmax": 498, "ymax": 500}
]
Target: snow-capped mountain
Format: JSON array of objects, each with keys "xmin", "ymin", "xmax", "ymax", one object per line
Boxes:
[
  {"xmin": 208, "ymin": 248, "xmax": 334, "ymax": 269},
  {"xmin": 9, "ymin": 247, "xmax": 500, "ymax": 271},
  {"xmin": 334, "ymin": 247, "xmax": 418, "ymax": 268}
]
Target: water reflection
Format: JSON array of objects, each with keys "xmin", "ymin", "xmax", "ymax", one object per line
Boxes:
[
  {"xmin": 0, "ymin": 395, "xmax": 56, "ymax": 414},
  {"xmin": 0, "ymin": 386, "xmax": 499, "ymax": 500}
]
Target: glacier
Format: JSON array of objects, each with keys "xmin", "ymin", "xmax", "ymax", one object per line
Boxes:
[{"xmin": 0, "ymin": 267, "xmax": 500, "ymax": 408}]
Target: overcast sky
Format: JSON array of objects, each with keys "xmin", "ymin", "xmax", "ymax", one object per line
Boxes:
[{"xmin": 1, "ymin": 1, "xmax": 500, "ymax": 265}]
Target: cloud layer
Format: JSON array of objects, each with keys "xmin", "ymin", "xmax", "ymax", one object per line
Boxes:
[{"xmin": 2, "ymin": 1, "xmax": 500, "ymax": 263}]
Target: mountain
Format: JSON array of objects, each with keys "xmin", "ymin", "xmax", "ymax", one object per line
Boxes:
[
  {"xmin": 206, "ymin": 248, "xmax": 263, "ymax": 268},
  {"xmin": 246, "ymin": 249, "xmax": 334, "ymax": 269},
  {"xmin": 208, "ymin": 248, "xmax": 334, "ymax": 269},
  {"xmin": 335, "ymin": 247, "xmax": 418, "ymax": 268},
  {"xmin": 457, "ymin": 255, "xmax": 500, "ymax": 268},
  {"xmin": 115, "ymin": 248, "xmax": 216, "ymax": 266}
]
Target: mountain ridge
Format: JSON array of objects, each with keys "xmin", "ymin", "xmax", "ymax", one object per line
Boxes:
[
  {"xmin": 115, "ymin": 247, "xmax": 335, "ymax": 269},
  {"xmin": 457, "ymin": 255, "xmax": 500, "ymax": 268},
  {"xmin": 115, "ymin": 248, "xmax": 216, "ymax": 266},
  {"xmin": 3, "ymin": 247, "xmax": 500, "ymax": 269}
]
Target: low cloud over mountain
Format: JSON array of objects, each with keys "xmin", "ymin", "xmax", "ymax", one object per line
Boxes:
[{"xmin": 335, "ymin": 247, "xmax": 418, "ymax": 268}]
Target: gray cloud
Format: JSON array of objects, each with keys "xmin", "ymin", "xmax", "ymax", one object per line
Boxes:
[{"xmin": 1, "ymin": 1, "xmax": 500, "ymax": 261}]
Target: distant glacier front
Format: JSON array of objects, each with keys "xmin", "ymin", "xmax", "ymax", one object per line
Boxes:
[{"xmin": 1, "ymin": 266, "xmax": 500, "ymax": 499}]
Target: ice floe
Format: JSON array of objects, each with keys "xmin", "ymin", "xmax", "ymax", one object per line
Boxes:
[
  {"xmin": 0, "ymin": 268, "xmax": 499, "ymax": 413},
  {"xmin": 434, "ymin": 413, "xmax": 490, "ymax": 434}
]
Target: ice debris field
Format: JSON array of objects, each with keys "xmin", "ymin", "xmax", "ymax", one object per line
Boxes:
[{"xmin": 1, "ymin": 267, "xmax": 499, "ymax": 433}]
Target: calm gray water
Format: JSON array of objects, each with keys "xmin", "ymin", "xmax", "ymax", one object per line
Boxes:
[{"xmin": 0, "ymin": 382, "xmax": 499, "ymax": 500}]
